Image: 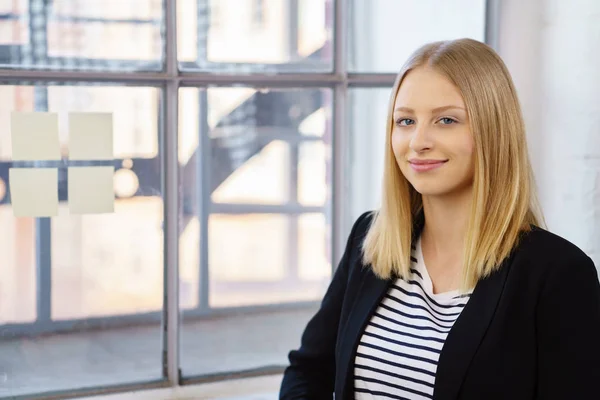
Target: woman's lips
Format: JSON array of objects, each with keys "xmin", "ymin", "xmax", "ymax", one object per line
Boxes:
[{"xmin": 408, "ymin": 159, "xmax": 448, "ymax": 172}]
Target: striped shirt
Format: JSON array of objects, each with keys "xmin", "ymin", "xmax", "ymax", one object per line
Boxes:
[{"xmin": 354, "ymin": 237, "xmax": 471, "ymax": 400}]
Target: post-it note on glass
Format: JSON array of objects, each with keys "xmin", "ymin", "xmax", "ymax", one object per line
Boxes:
[
  {"xmin": 9, "ymin": 168, "xmax": 59, "ymax": 217},
  {"xmin": 11, "ymin": 112, "xmax": 61, "ymax": 161},
  {"xmin": 68, "ymin": 112, "xmax": 113, "ymax": 160},
  {"xmin": 68, "ymin": 166, "xmax": 115, "ymax": 214}
]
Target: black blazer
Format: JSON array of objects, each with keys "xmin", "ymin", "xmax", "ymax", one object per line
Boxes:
[{"xmin": 280, "ymin": 211, "xmax": 600, "ymax": 400}]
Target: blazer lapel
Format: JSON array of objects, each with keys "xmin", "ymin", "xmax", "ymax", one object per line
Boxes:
[
  {"xmin": 337, "ymin": 211, "xmax": 424, "ymax": 399},
  {"xmin": 336, "ymin": 269, "xmax": 391, "ymax": 400},
  {"xmin": 433, "ymin": 255, "xmax": 513, "ymax": 400}
]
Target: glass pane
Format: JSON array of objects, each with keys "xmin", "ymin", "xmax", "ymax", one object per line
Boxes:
[
  {"xmin": 348, "ymin": 88, "xmax": 390, "ymax": 223},
  {"xmin": 177, "ymin": 0, "xmax": 333, "ymax": 72},
  {"xmin": 298, "ymin": 213, "xmax": 331, "ymax": 281},
  {"xmin": 0, "ymin": 209, "xmax": 36, "ymax": 325},
  {"xmin": 209, "ymin": 214, "xmax": 288, "ymax": 298},
  {"xmin": 178, "ymin": 88, "xmax": 201, "ymax": 310},
  {"xmin": 0, "ymin": 84, "xmax": 163, "ymax": 397},
  {"xmin": 298, "ymin": 141, "xmax": 328, "ymax": 206},
  {"xmin": 0, "ymin": 0, "xmax": 164, "ymax": 71},
  {"xmin": 209, "ymin": 212, "xmax": 332, "ymax": 307},
  {"xmin": 179, "ymin": 86, "xmax": 332, "ymax": 377},
  {"xmin": 349, "ymin": 0, "xmax": 486, "ymax": 72},
  {"xmin": 212, "ymin": 141, "xmax": 291, "ymax": 205},
  {"xmin": 51, "ymin": 200, "xmax": 163, "ymax": 319},
  {"xmin": 0, "ymin": 17, "xmax": 29, "ymax": 46},
  {"xmin": 0, "ymin": 86, "xmax": 37, "ymax": 325}
]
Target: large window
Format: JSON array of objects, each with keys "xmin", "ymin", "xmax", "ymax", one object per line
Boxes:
[
  {"xmin": 0, "ymin": 0, "xmax": 487, "ymax": 398},
  {"xmin": 349, "ymin": 0, "xmax": 486, "ymax": 72},
  {"xmin": 177, "ymin": 0, "xmax": 331, "ymax": 72},
  {"xmin": 178, "ymin": 86, "xmax": 333, "ymax": 376}
]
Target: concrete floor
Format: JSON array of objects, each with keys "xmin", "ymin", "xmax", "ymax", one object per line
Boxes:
[{"xmin": 0, "ymin": 308, "xmax": 316, "ymax": 399}]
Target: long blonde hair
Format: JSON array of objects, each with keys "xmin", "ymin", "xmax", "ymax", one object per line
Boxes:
[{"xmin": 362, "ymin": 38, "xmax": 544, "ymax": 291}]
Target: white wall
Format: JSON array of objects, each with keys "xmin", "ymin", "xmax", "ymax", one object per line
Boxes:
[{"xmin": 497, "ymin": 0, "xmax": 600, "ymax": 267}]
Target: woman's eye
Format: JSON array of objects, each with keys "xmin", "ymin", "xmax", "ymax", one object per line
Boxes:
[
  {"xmin": 439, "ymin": 117, "xmax": 457, "ymax": 125},
  {"xmin": 396, "ymin": 118, "xmax": 414, "ymax": 126}
]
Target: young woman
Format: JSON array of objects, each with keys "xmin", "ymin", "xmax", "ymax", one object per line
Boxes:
[{"xmin": 280, "ymin": 39, "xmax": 600, "ymax": 400}]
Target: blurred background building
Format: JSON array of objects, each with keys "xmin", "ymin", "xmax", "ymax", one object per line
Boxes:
[{"xmin": 0, "ymin": 0, "xmax": 598, "ymax": 399}]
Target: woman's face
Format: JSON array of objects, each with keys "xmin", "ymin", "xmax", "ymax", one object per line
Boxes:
[{"xmin": 391, "ymin": 67, "xmax": 475, "ymax": 199}]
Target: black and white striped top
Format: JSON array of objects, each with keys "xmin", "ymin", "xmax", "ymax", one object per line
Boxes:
[{"xmin": 354, "ymin": 238, "xmax": 471, "ymax": 400}]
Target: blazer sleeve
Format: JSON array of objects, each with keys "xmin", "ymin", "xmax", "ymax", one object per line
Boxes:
[
  {"xmin": 536, "ymin": 252, "xmax": 600, "ymax": 399},
  {"xmin": 279, "ymin": 211, "xmax": 370, "ymax": 400}
]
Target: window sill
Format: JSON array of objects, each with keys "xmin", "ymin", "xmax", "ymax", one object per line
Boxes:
[{"xmin": 78, "ymin": 375, "xmax": 282, "ymax": 400}]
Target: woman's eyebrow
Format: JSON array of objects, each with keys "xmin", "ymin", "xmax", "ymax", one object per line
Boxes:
[{"xmin": 393, "ymin": 105, "xmax": 465, "ymax": 113}]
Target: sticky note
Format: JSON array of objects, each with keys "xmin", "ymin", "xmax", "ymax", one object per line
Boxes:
[
  {"xmin": 9, "ymin": 168, "xmax": 58, "ymax": 217},
  {"xmin": 68, "ymin": 112, "xmax": 113, "ymax": 160},
  {"xmin": 68, "ymin": 166, "xmax": 115, "ymax": 214},
  {"xmin": 11, "ymin": 112, "xmax": 61, "ymax": 161}
]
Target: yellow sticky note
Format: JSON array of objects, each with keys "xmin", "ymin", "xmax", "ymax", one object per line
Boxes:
[
  {"xmin": 68, "ymin": 112, "xmax": 113, "ymax": 160},
  {"xmin": 68, "ymin": 166, "xmax": 115, "ymax": 214},
  {"xmin": 9, "ymin": 168, "xmax": 59, "ymax": 217},
  {"xmin": 11, "ymin": 112, "xmax": 61, "ymax": 161}
]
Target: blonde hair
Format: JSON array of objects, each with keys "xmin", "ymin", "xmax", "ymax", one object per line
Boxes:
[{"xmin": 362, "ymin": 38, "xmax": 545, "ymax": 291}]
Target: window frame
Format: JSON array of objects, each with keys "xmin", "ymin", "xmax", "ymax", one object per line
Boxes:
[{"xmin": 0, "ymin": 0, "xmax": 496, "ymax": 398}]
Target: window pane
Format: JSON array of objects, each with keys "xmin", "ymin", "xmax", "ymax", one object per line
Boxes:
[
  {"xmin": 178, "ymin": 88, "xmax": 201, "ymax": 310},
  {"xmin": 0, "ymin": 19, "xmax": 29, "ymax": 46},
  {"xmin": 348, "ymin": 88, "xmax": 390, "ymax": 224},
  {"xmin": 50, "ymin": 87, "xmax": 159, "ymax": 159},
  {"xmin": 51, "ymin": 200, "xmax": 163, "ymax": 319},
  {"xmin": 52, "ymin": 0, "xmax": 159, "ymax": 19},
  {"xmin": 177, "ymin": 0, "xmax": 332, "ymax": 72},
  {"xmin": 298, "ymin": 141, "xmax": 328, "ymax": 206},
  {"xmin": 0, "ymin": 0, "xmax": 164, "ymax": 71},
  {"xmin": 48, "ymin": 85, "xmax": 162, "ymax": 315},
  {"xmin": 298, "ymin": 213, "xmax": 331, "ymax": 281},
  {"xmin": 210, "ymin": 214, "xmax": 288, "ymax": 294},
  {"xmin": 179, "ymin": 86, "xmax": 332, "ymax": 377},
  {"xmin": 212, "ymin": 141, "xmax": 291, "ymax": 205},
  {"xmin": 349, "ymin": 0, "xmax": 486, "ymax": 72},
  {"xmin": 0, "ymin": 211, "xmax": 36, "ymax": 324},
  {"xmin": 0, "ymin": 84, "xmax": 163, "ymax": 397},
  {"xmin": 0, "ymin": 86, "xmax": 36, "ymax": 325}
]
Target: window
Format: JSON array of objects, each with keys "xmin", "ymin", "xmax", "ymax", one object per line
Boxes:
[
  {"xmin": 1, "ymin": 0, "xmax": 164, "ymax": 71},
  {"xmin": 208, "ymin": 0, "xmax": 222, "ymax": 29},
  {"xmin": 0, "ymin": 83, "xmax": 163, "ymax": 397},
  {"xmin": 177, "ymin": 0, "xmax": 332, "ymax": 72},
  {"xmin": 179, "ymin": 87, "xmax": 332, "ymax": 375},
  {"xmin": 348, "ymin": 88, "xmax": 390, "ymax": 222},
  {"xmin": 0, "ymin": 0, "xmax": 488, "ymax": 398},
  {"xmin": 252, "ymin": 0, "xmax": 266, "ymax": 27},
  {"xmin": 349, "ymin": 0, "xmax": 486, "ymax": 72}
]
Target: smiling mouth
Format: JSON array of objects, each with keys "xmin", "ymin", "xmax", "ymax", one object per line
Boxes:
[{"xmin": 408, "ymin": 160, "xmax": 448, "ymax": 172}]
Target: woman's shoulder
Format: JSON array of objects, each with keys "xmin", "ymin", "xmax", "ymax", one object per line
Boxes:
[
  {"xmin": 515, "ymin": 225, "xmax": 597, "ymax": 283},
  {"xmin": 350, "ymin": 210, "xmax": 376, "ymax": 240},
  {"xmin": 341, "ymin": 210, "xmax": 376, "ymax": 275},
  {"xmin": 522, "ymin": 225, "xmax": 592, "ymax": 262}
]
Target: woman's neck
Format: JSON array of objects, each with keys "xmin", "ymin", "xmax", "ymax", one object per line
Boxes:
[
  {"xmin": 421, "ymin": 192, "xmax": 471, "ymax": 255},
  {"xmin": 419, "ymin": 189, "xmax": 473, "ymax": 287}
]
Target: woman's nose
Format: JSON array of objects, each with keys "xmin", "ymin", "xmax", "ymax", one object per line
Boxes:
[{"xmin": 409, "ymin": 124, "xmax": 433, "ymax": 152}]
